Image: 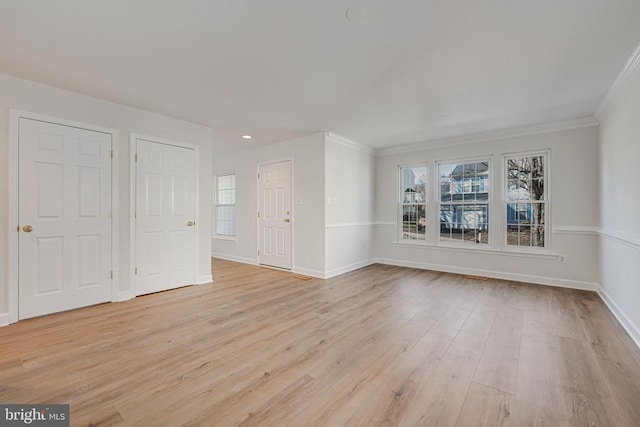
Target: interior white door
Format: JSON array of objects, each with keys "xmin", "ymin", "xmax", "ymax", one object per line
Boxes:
[
  {"xmin": 258, "ymin": 161, "xmax": 292, "ymax": 269},
  {"xmin": 136, "ymin": 139, "xmax": 196, "ymax": 295},
  {"xmin": 18, "ymin": 118, "xmax": 112, "ymax": 319}
]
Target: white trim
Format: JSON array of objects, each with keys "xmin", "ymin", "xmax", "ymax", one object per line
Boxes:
[
  {"xmin": 325, "ymin": 259, "xmax": 376, "ymax": 279},
  {"xmin": 552, "ymin": 226, "xmax": 600, "ymax": 236},
  {"xmin": 595, "ymin": 40, "xmax": 640, "ymax": 119},
  {"xmin": 326, "ymin": 132, "xmax": 374, "ymax": 155},
  {"xmin": 326, "ymin": 222, "xmax": 374, "ymax": 230},
  {"xmin": 0, "ymin": 313, "xmax": 9, "ymax": 327},
  {"xmin": 292, "ymin": 267, "xmax": 326, "ymax": 279},
  {"xmin": 212, "ymin": 252, "xmax": 258, "ymax": 266},
  {"xmin": 391, "ymin": 240, "xmax": 561, "ymax": 261},
  {"xmin": 8, "ymin": 110, "xmax": 120, "ymax": 324},
  {"xmin": 373, "ymin": 221, "xmax": 397, "ymax": 228},
  {"xmin": 375, "ymin": 117, "xmax": 599, "ymax": 156},
  {"xmin": 212, "ymin": 236, "xmax": 237, "ymax": 242},
  {"xmin": 130, "ymin": 133, "xmax": 201, "ymax": 296},
  {"xmin": 116, "ymin": 290, "xmax": 135, "ymax": 302},
  {"xmin": 374, "ymin": 258, "xmax": 597, "ymax": 291},
  {"xmin": 599, "ymin": 229, "xmax": 640, "ymax": 250},
  {"xmin": 598, "ymin": 287, "xmax": 640, "ymax": 350},
  {"xmin": 195, "ymin": 274, "xmax": 213, "ymax": 284}
]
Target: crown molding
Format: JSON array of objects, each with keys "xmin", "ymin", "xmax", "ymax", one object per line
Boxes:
[
  {"xmin": 326, "ymin": 132, "xmax": 375, "ymax": 155},
  {"xmin": 595, "ymin": 40, "xmax": 640, "ymax": 119},
  {"xmin": 374, "ymin": 117, "xmax": 599, "ymax": 156}
]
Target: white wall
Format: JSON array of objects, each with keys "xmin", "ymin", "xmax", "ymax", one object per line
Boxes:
[
  {"xmin": 211, "ymin": 133, "xmax": 326, "ymax": 276},
  {"xmin": 0, "ymin": 73, "xmax": 213, "ymax": 324},
  {"xmin": 373, "ymin": 125, "xmax": 600, "ymax": 289},
  {"xmin": 598, "ymin": 63, "xmax": 640, "ymax": 345},
  {"xmin": 324, "ymin": 135, "xmax": 376, "ymax": 276}
]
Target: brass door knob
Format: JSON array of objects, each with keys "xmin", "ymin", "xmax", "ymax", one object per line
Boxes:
[
  {"xmin": 284, "ymin": 218, "xmax": 290, "ymax": 223},
  {"xmin": 23, "ymin": 225, "xmax": 33, "ymax": 233},
  {"xmin": 187, "ymin": 221, "xmax": 194, "ymax": 227}
]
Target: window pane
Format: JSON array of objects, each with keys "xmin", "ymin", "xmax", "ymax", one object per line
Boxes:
[
  {"xmin": 401, "ymin": 167, "xmax": 426, "ymax": 203},
  {"xmin": 439, "ymin": 203, "xmax": 488, "ymax": 244},
  {"xmin": 402, "ymin": 204, "xmax": 426, "ymax": 240},
  {"xmin": 215, "ymin": 205, "xmax": 236, "ymax": 236},
  {"xmin": 215, "ymin": 173, "xmax": 236, "ymax": 236},
  {"xmin": 531, "ymin": 203, "xmax": 545, "ymax": 247}
]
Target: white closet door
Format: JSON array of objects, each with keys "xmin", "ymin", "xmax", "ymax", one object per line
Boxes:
[
  {"xmin": 18, "ymin": 118, "xmax": 112, "ymax": 319},
  {"xmin": 136, "ymin": 139, "xmax": 196, "ymax": 295}
]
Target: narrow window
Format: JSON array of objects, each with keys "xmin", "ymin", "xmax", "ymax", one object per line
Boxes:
[
  {"xmin": 399, "ymin": 165, "xmax": 427, "ymax": 241},
  {"xmin": 438, "ymin": 160, "xmax": 490, "ymax": 244},
  {"xmin": 505, "ymin": 153, "xmax": 547, "ymax": 248},
  {"xmin": 215, "ymin": 173, "xmax": 236, "ymax": 237}
]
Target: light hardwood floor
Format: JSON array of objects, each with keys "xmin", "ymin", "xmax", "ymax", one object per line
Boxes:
[{"xmin": 1, "ymin": 259, "xmax": 639, "ymax": 426}]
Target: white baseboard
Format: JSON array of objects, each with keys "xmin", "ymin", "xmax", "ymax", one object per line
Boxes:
[
  {"xmin": 292, "ymin": 267, "xmax": 326, "ymax": 279},
  {"xmin": 212, "ymin": 252, "xmax": 258, "ymax": 266},
  {"xmin": 325, "ymin": 258, "xmax": 376, "ymax": 279},
  {"xmin": 0, "ymin": 313, "xmax": 9, "ymax": 327},
  {"xmin": 373, "ymin": 258, "xmax": 598, "ymax": 291},
  {"xmin": 196, "ymin": 274, "xmax": 213, "ymax": 285},
  {"xmin": 116, "ymin": 290, "xmax": 135, "ymax": 302},
  {"xmin": 598, "ymin": 287, "xmax": 640, "ymax": 350}
]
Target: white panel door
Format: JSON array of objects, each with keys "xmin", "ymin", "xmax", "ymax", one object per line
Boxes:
[
  {"xmin": 18, "ymin": 118, "xmax": 112, "ymax": 319},
  {"xmin": 136, "ymin": 139, "xmax": 196, "ymax": 295},
  {"xmin": 258, "ymin": 161, "xmax": 292, "ymax": 269}
]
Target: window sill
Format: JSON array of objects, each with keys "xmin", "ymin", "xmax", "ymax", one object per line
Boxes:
[
  {"xmin": 392, "ymin": 240, "xmax": 560, "ymax": 260},
  {"xmin": 213, "ymin": 235, "xmax": 237, "ymax": 242}
]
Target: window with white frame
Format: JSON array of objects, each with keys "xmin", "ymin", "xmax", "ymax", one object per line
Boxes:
[
  {"xmin": 215, "ymin": 173, "xmax": 236, "ymax": 237},
  {"xmin": 505, "ymin": 153, "xmax": 547, "ymax": 248},
  {"xmin": 399, "ymin": 165, "xmax": 427, "ymax": 240},
  {"xmin": 438, "ymin": 160, "xmax": 490, "ymax": 244}
]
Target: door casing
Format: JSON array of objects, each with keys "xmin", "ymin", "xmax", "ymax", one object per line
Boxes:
[{"xmin": 8, "ymin": 109, "xmax": 120, "ymax": 324}]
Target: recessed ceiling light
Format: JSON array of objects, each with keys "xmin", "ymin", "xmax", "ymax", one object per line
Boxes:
[{"xmin": 242, "ymin": 135, "xmax": 253, "ymax": 139}]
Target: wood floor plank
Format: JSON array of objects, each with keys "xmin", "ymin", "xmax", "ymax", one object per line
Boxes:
[
  {"xmin": 456, "ymin": 381, "xmax": 513, "ymax": 427},
  {"xmin": 598, "ymin": 360, "xmax": 640, "ymax": 426},
  {"xmin": 396, "ymin": 352, "xmax": 478, "ymax": 426},
  {"xmin": 0, "ymin": 258, "xmax": 638, "ymax": 426}
]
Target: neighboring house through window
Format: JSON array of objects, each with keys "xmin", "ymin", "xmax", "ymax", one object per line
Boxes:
[
  {"xmin": 215, "ymin": 172, "xmax": 236, "ymax": 237},
  {"xmin": 399, "ymin": 165, "xmax": 427, "ymax": 240},
  {"xmin": 438, "ymin": 160, "xmax": 490, "ymax": 244},
  {"xmin": 505, "ymin": 152, "xmax": 548, "ymax": 248}
]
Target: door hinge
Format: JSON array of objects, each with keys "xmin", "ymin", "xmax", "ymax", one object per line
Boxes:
[
  {"xmin": 257, "ymin": 172, "xmax": 260, "ymax": 180},
  {"xmin": 17, "ymin": 225, "xmax": 19, "ymax": 232},
  {"xmin": 135, "ymin": 210, "xmax": 137, "ymax": 219},
  {"xmin": 110, "ymin": 150, "xmax": 114, "ymax": 159},
  {"xmin": 135, "ymin": 267, "xmax": 138, "ymax": 275},
  {"xmin": 134, "ymin": 153, "xmax": 138, "ymax": 162},
  {"xmin": 257, "ymin": 211, "xmax": 260, "ymax": 218},
  {"xmin": 257, "ymin": 250, "xmax": 260, "ymax": 256},
  {"xmin": 110, "ymin": 271, "xmax": 114, "ymax": 279}
]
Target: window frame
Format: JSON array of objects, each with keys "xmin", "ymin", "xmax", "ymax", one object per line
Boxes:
[
  {"xmin": 398, "ymin": 163, "xmax": 428, "ymax": 242},
  {"xmin": 502, "ymin": 150, "xmax": 550, "ymax": 252},
  {"xmin": 213, "ymin": 170, "xmax": 237, "ymax": 240},
  {"xmin": 436, "ymin": 157, "xmax": 492, "ymax": 247}
]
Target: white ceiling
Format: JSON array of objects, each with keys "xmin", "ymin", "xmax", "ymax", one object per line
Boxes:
[{"xmin": 1, "ymin": 1, "xmax": 639, "ymax": 151}]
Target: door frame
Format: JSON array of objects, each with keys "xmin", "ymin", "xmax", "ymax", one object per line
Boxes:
[
  {"xmin": 8, "ymin": 109, "xmax": 120, "ymax": 324},
  {"xmin": 256, "ymin": 158, "xmax": 294, "ymax": 270},
  {"xmin": 129, "ymin": 133, "xmax": 200, "ymax": 297}
]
